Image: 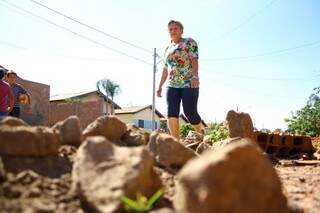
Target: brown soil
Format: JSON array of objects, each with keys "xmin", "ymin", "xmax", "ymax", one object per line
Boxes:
[
  {"xmin": 1, "ymin": 144, "xmax": 320, "ymax": 213},
  {"xmin": 275, "ymin": 160, "xmax": 320, "ymax": 213},
  {"xmin": 0, "ymin": 146, "xmax": 86, "ymax": 213},
  {"xmin": 275, "ymin": 137, "xmax": 320, "ymax": 213}
]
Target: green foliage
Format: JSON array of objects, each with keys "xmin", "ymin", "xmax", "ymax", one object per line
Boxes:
[
  {"xmin": 273, "ymin": 128, "xmax": 283, "ymax": 134},
  {"xmin": 260, "ymin": 128, "xmax": 271, "ymax": 133},
  {"xmin": 179, "ymin": 123, "xmax": 194, "ymax": 139},
  {"xmin": 285, "ymin": 88, "xmax": 320, "ymax": 137},
  {"xmin": 96, "ymin": 78, "xmax": 121, "ymax": 114},
  {"xmin": 64, "ymin": 97, "xmax": 81, "ymax": 104},
  {"xmin": 160, "ymin": 121, "xmax": 167, "ymax": 130},
  {"xmin": 205, "ymin": 122, "xmax": 229, "ymax": 144},
  {"xmin": 121, "ymin": 190, "xmax": 163, "ymax": 213},
  {"xmin": 97, "ymin": 78, "xmax": 121, "ymax": 98}
]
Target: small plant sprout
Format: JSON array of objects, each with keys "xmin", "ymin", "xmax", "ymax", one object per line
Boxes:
[{"xmin": 121, "ymin": 190, "xmax": 163, "ymax": 213}]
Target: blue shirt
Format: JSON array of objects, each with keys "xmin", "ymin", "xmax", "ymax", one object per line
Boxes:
[{"xmin": 11, "ymin": 83, "xmax": 27, "ymax": 107}]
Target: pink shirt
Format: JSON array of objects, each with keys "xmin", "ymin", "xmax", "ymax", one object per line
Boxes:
[{"xmin": 0, "ymin": 80, "xmax": 11, "ymax": 112}]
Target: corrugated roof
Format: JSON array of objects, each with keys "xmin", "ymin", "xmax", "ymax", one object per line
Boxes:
[
  {"xmin": 115, "ymin": 105, "xmax": 164, "ymax": 118},
  {"xmin": 115, "ymin": 105, "xmax": 149, "ymax": 114},
  {"xmin": 50, "ymin": 90, "xmax": 121, "ymax": 109},
  {"xmin": 50, "ymin": 90, "xmax": 96, "ymax": 101}
]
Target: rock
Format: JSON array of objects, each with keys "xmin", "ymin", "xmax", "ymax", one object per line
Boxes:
[
  {"xmin": 314, "ymin": 149, "xmax": 320, "ymax": 160},
  {"xmin": 300, "ymin": 136, "xmax": 316, "ymax": 155},
  {"xmin": 203, "ymin": 135, "xmax": 211, "ymax": 144},
  {"xmin": 53, "ymin": 116, "xmax": 83, "ymax": 147},
  {"xmin": 32, "ymin": 200, "xmax": 57, "ymax": 212},
  {"xmin": 0, "ymin": 116, "xmax": 28, "ymax": 127},
  {"xmin": 149, "ymin": 208, "xmax": 175, "ymax": 213},
  {"xmin": 154, "ymin": 167, "xmax": 176, "ymax": 203},
  {"xmin": 210, "ymin": 137, "xmax": 243, "ymax": 151},
  {"xmin": 0, "ymin": 126, "xmax": 60, "ymax": 156},
  {"xmin": 16, "ymin": 170, "xmax": 39, "ymax": 185},
  {"xmin": 195, "ymin": 135, "xmax": 218, "ymax": 154},
  {"xmin": 183, "ymin": 131, "xmax": 204, "ymax": 145},
  {"xmin": 174, "ymin": 138, "xmax": 289, "ymax": 213},
  {"xmin": 148, "ymin": 132, "xmax": 197, "ymax": 170},
  {"xmin": 225, "ymin": 110, "xmax": 254, "ymax": 139},
  {"xmin": 182, "ymin": 131, "xmax": 204, "ymax": 150},
  {"xmin": 0, "ymin": 157, "xmax": 5, "ymax": 182},
  {"xmin": 196, "ymin": 142, "xmax": 212, "ymax": 154},
  {"xmin": 82, "ymin": 116, "xmax": 127, "ymax": 142},
  {"xmin": 120, "ymin": 124, "xmax": 150, "ymax": 146},
  {"xmin": 72, "ymin": 136, "xmax": 162, "ymax": 213},
  {"xmin": 1, "ymin": 153, "xmax": 72, "ymax": 178}
]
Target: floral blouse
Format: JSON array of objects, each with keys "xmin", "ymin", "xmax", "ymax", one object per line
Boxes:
[{"xmin": 164, "ymin": 37, "xmax": 198, "ymax": 88}]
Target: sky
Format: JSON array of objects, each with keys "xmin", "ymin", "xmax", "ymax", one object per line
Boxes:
[{"xmin": 0, "ymin": 0, "xmax": 319, "ymax": 130}]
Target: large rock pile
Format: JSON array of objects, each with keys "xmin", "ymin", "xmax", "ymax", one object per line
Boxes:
[{"xmin": 0, "ymin": 112, "xmax": 298, "ymax": 212}]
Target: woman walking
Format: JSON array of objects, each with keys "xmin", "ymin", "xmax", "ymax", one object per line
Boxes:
[{"xmin": 157, "ymin": 20, "xmax": 203, "ymax": 140}]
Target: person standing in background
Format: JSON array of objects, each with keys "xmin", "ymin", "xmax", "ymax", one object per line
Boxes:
[
  {"xmin": 0, "ymin": 68, "xmax": 14, "ymax": 117},
  {"xmin": 5, "ymin": 70, "xmax": 31, "ymax": 117},
  {"xmin": 157, "ymin": 20, "xmax": 203, "ymax": 140}
]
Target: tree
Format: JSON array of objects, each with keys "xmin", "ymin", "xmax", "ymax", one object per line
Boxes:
[
  {"xmin": 96, "ymin": 78, "xmax": 121, "ymax": 115},
  {"xmin": 285, "ymin": 88, "xmax": 320, "ymax": 137},
  {"xmin": 273, "ymin": 128, "xmax": 283, "ymax": 134}
]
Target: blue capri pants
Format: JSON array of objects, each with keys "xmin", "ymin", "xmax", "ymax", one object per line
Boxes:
[{"xmin": 166, "ymin": 87, "xmax": 201, "ymax": 125}]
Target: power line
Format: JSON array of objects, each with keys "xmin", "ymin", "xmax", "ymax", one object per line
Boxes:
[
  {"xmin": 29, "ymin": 0, "xmax": 153, "ymax": 54},
  {"xmin": 0, "ymin": 40, "xmax": 122, "ymax": 62},
  {"xmin": 4, "ymin": 39, "xmax": 315, "ymax": 83},
  {"xmin": 0, "ymin": 41, "xmax": 28, "ymax": 50},
  {"xmin": 202, "ymin": 39, "xmax": 320, "ymax": 62},
  {"xmin": 201, "ymin": 68, "xmax": 317, "ymax": 82},
  {"xmin": 214, "ymin": 0, "xmax": 278, "ymax": 41},
  {"xmin": 0, "ymin": 0, "xmax": 152, "ymax": 65},
  {"xmin": 208, "ymin": 81, "xmax": 307, "ymax": 101}
]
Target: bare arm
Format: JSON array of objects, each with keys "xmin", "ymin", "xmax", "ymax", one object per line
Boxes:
[
  {"xmin": 191, "ymin": 58, "xmax": 198, "ymax": 77},
  {"xmin": 191, "ymin": 58, "xmax": 199, "ymax": 88},
  {"xmin": 157, "ymin": 68, "xmax": 168, "ymax": 97}
]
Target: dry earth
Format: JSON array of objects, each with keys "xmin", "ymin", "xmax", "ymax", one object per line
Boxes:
[{"xmin": 0, "ymin": 140, "xmax": 319, "ymax": 213}]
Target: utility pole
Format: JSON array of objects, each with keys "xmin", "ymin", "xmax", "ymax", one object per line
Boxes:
[{"xmin": 151, "ymin": 48, "xmax": 157, "ymax": 131}]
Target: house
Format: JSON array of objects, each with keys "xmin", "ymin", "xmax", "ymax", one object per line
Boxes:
[
  {"xmin": 49, "ymin": 90, "xmax": 121, "ymax": 128},
  {"xmin": 17, "ymin": 77, "xmax": 50, "ymax": 126},
  {"xmin": 115, "ymin": 105, "xmax": 164, "ymax": 131}
]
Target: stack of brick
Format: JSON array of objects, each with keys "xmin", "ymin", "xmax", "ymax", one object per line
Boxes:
[
  {"xmin": 225, "ymin": 110, "xmax": 315, "ymax": 157},
  {"xmin": 253, "ymin": 132, "xmax": 315, "ymax": 156}
]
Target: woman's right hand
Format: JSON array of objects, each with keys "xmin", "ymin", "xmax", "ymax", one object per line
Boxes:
[{"xmin": 157, "ymin": 87, "xmax": 162, "ymax": 97}]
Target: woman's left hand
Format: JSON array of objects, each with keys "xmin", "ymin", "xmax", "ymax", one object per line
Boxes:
[{"xmin": 191, "ymin": 78, "xmax": 200, "ymax": 88}]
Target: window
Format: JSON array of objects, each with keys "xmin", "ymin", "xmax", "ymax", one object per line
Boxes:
[
  {"xmin": 138, "ymin": 119, "xmax": 144, "ymax": 128},
  {"xmin": 135, "ymin": 119, "xmax": 159, "ymax": 130},
  {"xmin": 144, "ymin": 120, "xmax": 152, "ymax": 129}
]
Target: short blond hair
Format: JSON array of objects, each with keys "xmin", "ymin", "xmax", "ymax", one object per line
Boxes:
[{"xmin": 168, "ymin": 20, "xmax": 184, "ymax": 32}]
